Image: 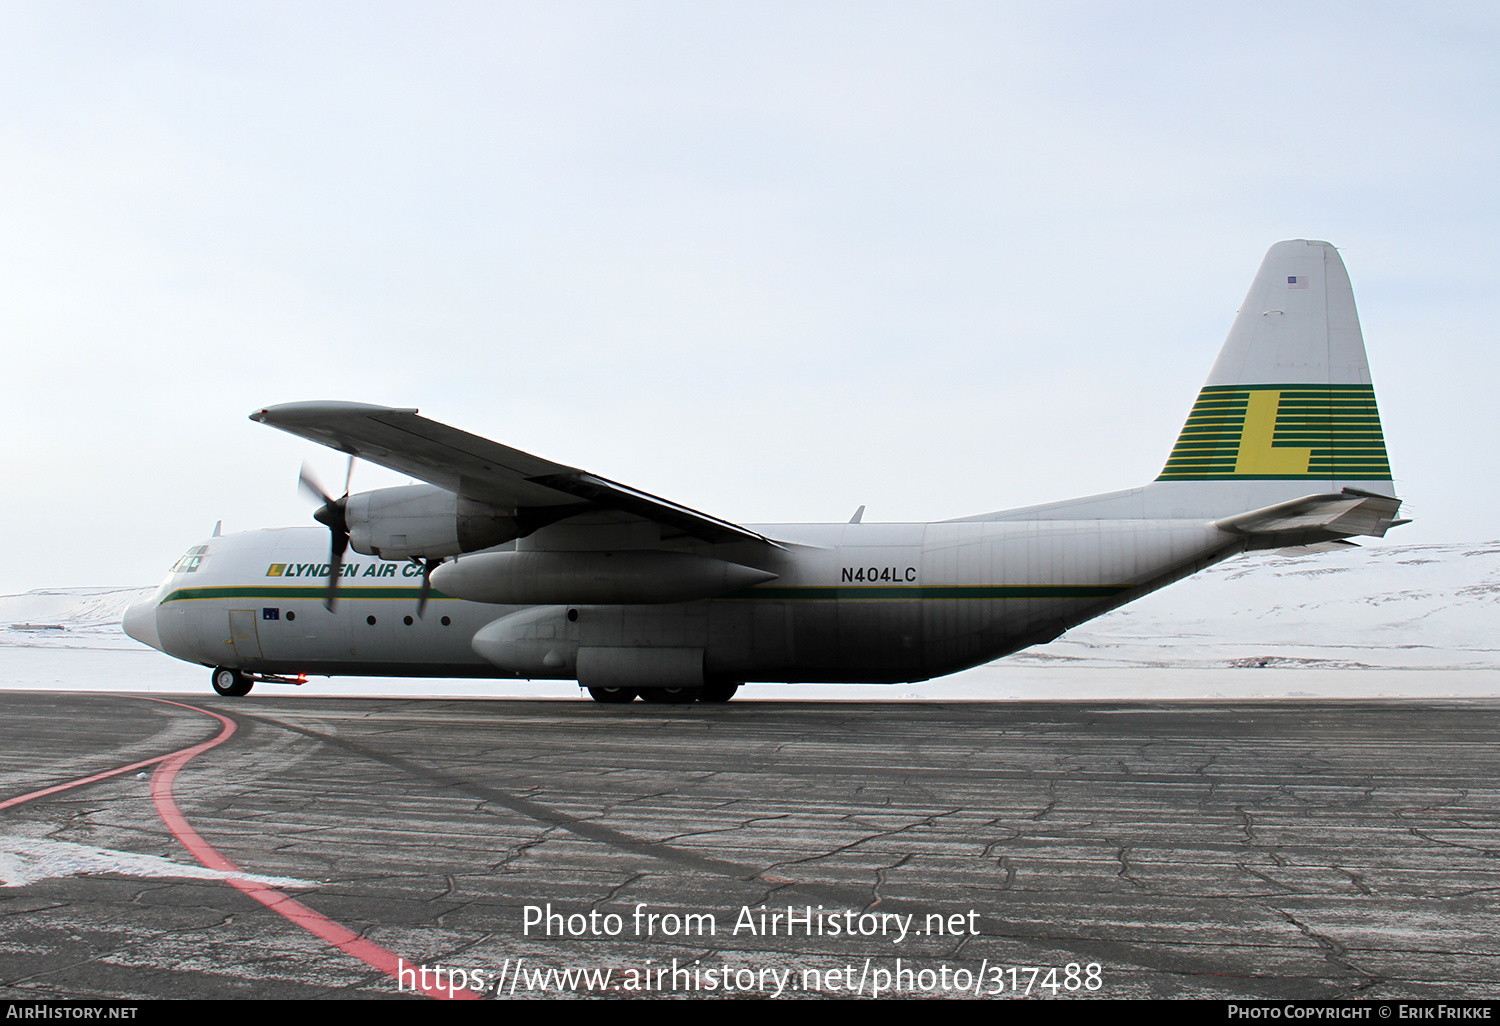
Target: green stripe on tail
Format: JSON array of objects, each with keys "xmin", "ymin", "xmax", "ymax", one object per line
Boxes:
[{"xmin": 1157, "ymin": 383, "xmax": 1391, "ymax": 481}]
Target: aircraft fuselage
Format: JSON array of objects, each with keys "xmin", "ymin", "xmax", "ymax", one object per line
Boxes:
[{"xmin": 128, "ymin": 518, "xmax": 1239, "ymax": 686}]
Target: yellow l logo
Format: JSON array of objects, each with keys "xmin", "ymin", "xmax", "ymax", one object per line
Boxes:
[{"xmin": 1233, "ymin": 390, "xmax": 1312, "ymax": 475}]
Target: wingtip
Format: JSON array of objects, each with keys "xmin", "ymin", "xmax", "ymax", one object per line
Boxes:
[{"xmin": 250, "ymin": 401, "xmax": 420, "ymax": 426}]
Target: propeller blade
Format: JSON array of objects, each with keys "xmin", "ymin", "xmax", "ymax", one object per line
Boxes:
[
  {"xmin": 298, "ymin": 461, "xmax": 334, "ymax": 506},
  {"xmin": 416, "ymin": 557, "xmax": 441, "ymax": 618},
  {"xmin": 325, "ymin": 529, "xmax": 349, "ymax": 612}
]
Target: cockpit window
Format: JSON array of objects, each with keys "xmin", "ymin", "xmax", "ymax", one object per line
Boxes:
[{"xmin": 171, "ymin": 545, "xmax": 208, "ymax": 574}]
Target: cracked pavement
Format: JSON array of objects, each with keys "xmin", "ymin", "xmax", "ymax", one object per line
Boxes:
[{"xmin": 1, "ymin": 692, "xmax": 1498, "ymax": 999}]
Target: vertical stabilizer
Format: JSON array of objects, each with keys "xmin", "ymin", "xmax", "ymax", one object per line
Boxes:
[
  {"xmin": 1157, "ymin": 240, "xmax": 1393, "ymax": 496},
  {"xmin": 967, "ymin": 240, "xmax": 1401, "ymax": 527}
]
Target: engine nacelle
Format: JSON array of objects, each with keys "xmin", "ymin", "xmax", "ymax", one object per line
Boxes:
[
  {"xmin": 430, "ymin": 549, "xmax": 776, "ymax": 605},
  {"xmin": 345, "ymin": 484, "xmax": 518, "ymax": 560}
]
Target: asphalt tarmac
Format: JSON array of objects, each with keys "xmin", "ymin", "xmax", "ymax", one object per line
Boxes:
[{"xmin": 1, "ymin": 691, "xmax": 1497, "ymax": 1000}]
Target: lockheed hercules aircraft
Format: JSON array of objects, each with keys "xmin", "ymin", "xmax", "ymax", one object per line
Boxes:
[{"xmin": 123, "ymin": 240, "xmax": 1404, "ymax": 702}]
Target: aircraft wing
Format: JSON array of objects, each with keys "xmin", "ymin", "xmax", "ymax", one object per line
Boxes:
[{"xmin": 249, "ymin": 401, "xmax": 772, "ymax": 546}]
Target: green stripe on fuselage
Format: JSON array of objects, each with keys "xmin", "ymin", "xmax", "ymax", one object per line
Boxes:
[
  {"xmin": 161, "ymin": 584, "xmax": 1129, "ymax": 604},
  {"xmin": 161, "ymin": 586, "xmax": 454, "ymax": 603},
  {"xmin": 718, "ymin": 585, "xmax": 1130, "ymax": 601}
]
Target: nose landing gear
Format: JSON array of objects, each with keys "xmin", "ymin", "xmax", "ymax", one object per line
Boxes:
[{"xmin": 211, "ymin": 667, "xmax": 254, "ymax": 697}]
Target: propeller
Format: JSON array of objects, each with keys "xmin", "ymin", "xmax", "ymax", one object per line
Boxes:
[
  {"xmin": 299, "ymin": 456, "xmax": 354, "ymax": 611},
  {"xmin": 413, "ymin": 557, "xmax": 443, "ymax": 618}
]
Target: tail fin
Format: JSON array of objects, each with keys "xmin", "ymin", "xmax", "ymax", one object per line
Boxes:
[
  {"xmin": 968, "ymin": 240, "xmax": 1402, "ymax": 532},
  {"xmin": 1157, "ymin": 240, "xmax": 1394, "ymax": 494}
]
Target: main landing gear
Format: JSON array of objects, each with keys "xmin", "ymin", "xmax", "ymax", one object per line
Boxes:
[
  {"xmin": 586, "ymin": 687, "xmax": 637, "ymax": 703},
  {"xmin": 698, "ymin": 682, "xmax": 738, "ymax": 703},
  {"xmin": 211, "ymin": 667, "xmax": 254, "ymax": 697},
  {"xmin": 586, "ymin": 683, "xmax": 740, "ymax": 704}
]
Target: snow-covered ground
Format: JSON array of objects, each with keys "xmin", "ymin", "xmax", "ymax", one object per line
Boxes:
[{"xmin": 3, "ymin": 541, "xmax": 1497, "ymax": 700}]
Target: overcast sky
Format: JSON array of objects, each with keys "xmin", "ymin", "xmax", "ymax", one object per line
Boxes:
[{"xmin": 2, "ymin": 2, "xmax": 1496, "ymax": 594}]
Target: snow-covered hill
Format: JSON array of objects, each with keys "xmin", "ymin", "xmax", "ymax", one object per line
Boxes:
[
  {"xmin": 0, "ymin": 586, "xmax": 153, "ymax": 650},
  {"xmin": 1021, "ymin": 541, "xmax": 1500, "ymax": 670}
]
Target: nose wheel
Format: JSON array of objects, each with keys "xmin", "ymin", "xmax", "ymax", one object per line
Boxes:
[{"xmin": 211, "ymin": 667, "xmax": 254, "ymax": 697}]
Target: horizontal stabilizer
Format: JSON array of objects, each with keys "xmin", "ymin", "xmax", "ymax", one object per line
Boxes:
[
  {"xmin": 1214, "ymin": 489, "xmax": 1404, "ymax": 549},
  {"xmin": 1273, "ymin": 539, "xmax": 1361, "ymax": 556}
]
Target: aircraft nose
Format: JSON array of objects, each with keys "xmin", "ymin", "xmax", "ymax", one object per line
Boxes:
[{"xmin": 121, "ymin": 595, "xmax": 162, "ymax": 651}]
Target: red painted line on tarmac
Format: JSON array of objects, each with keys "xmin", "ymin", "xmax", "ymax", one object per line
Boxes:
[
  {"xmin": 0, "ymin": 698, "xmax": 229, "ymax": 811},
  {"xmin": 0, "ymin": 753, "xmax": 172, "ymax": 811},
  {"xmin": 1, "ymin": 695, "xmax": 480, "ymax": 1001}
]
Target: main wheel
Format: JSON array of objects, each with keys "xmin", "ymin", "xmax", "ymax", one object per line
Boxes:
[
  {"xmin": 211, "ymin": 667, "xmax": 253, "ymax": 697},
  {"xmin": 639, "ymin": 687, "xmax": 702, "ymax": 704},
  {"xmin": 587, "ymin": 687, "xmax": 637, "ymax": 703},
  {"xmin": 698, "ymin": 682, "xmax": 739, "ymax": 703}
]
